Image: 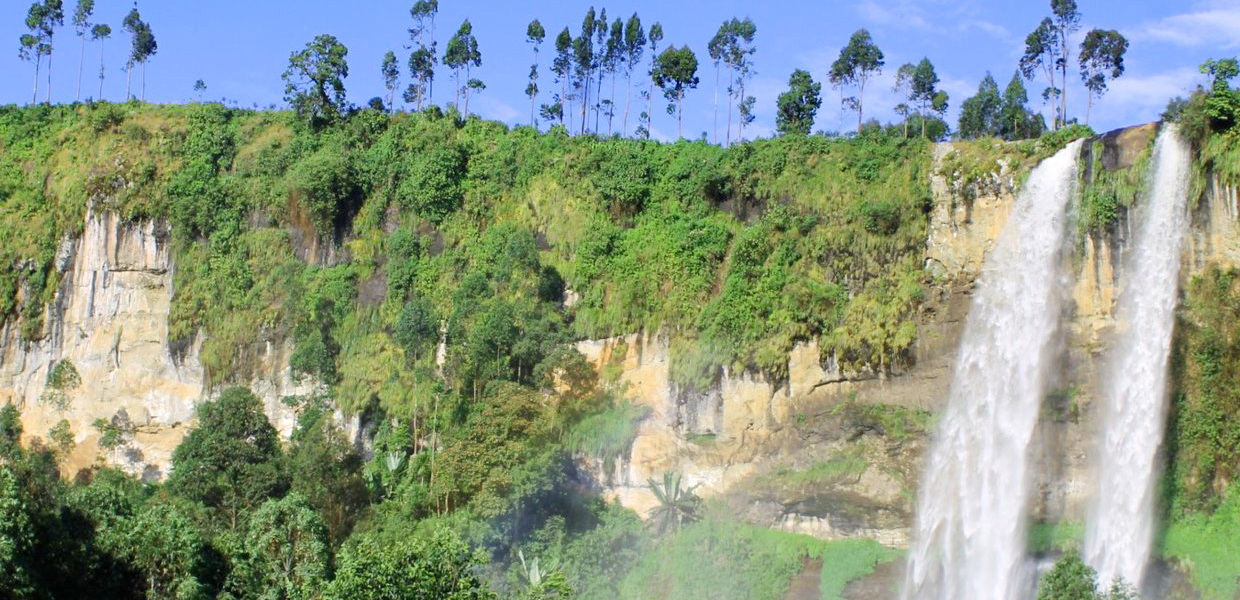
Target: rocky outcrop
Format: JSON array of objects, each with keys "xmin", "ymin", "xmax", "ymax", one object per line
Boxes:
[{"xmin": 0, "ymin": 210, "xmax": 318, "ymax": 480}]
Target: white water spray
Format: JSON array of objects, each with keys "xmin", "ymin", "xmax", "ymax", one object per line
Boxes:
[
  {"xmin": 1085, "ymin": 126, "xmax": 1190, "ymax": 588},
  {"xmin": 902, "ymin": 140, "xmax": 1082, "ymax": 600}
]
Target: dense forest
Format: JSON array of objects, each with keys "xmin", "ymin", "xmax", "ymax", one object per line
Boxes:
[{"xmin": 4, "ymin": 1, "xmax": 1240, "ymax": 600}]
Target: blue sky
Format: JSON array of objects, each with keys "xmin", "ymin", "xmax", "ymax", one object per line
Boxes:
[{"xmin": 2, "ymin": 0, "xmax": 1237, "ymax": 139}]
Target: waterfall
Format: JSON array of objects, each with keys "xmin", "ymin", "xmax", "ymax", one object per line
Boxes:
[
  {"xmin": 1085, "ymin": 126, "xmax": 1190, "ymax": 588},
  {"xmin": 902, "ymin": 140, "xmax": 1082, "ymax": 600}
]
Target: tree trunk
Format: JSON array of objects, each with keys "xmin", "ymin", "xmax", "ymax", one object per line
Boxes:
[
  {"xmin": 712, "ymin": 62, "xmax": 719, "ymax": 144},
  {"xmin": 726, "ymin": 65, "xmax": 734, "ymax": 146},
  {"xmin": 677, "ymin": 88, "xmax": 683, "ymax": 138},
  {"xmin": 126, "ymin": 62, "xmax": 132, "ymax": 100},
  {"xmin": 47, "ymin": 48, "xmax": 53, "ymax": 104},
  {"xmin": 857, "ymin": 79, "xmax": 865, "ymax": 134},
  {"xmin": 142, "ymin": 62, "xmax": 146, "ymax": 101},
  {"xmin": 1085, "ymin": 93, "xmax": 1092, "ymax": 127},
  {"xmin": 608, "ymin": 69, "xmax": 617, "ymax": 134},
  {"xmin": 581, "ymin": 68, "xmax": 590, "ymax": 134},
  {"xmin": 32, "ymin": 55, "xmax": 41, "ymax": 104},
  {"xmin": 98, "ymin": 40, "xmax": 104, "ymax": 99},
  {"xmin": 595, "ymin": 67, "xmax": 603, "ymax": 133},
  {"xmin": 623, "ymin": 68, "xmax": 633, "ymax": 135},
  {"xmin": 738, "ymin": 80, "xmax": 746, "ymax": 142},
  {"xmin": 77, "ymin": 37, "xmax": 85, "ymax": 101}
]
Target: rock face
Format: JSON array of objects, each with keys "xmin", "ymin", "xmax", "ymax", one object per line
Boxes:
[{"xmin": 0, "ymin": 210, "xmax": 316, "ymax": 480}]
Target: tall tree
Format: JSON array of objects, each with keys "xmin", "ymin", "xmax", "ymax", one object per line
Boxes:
[
  {"xmin": 41, "ymin": 0, "xmax": 64, "ymax": 103},
  {"xmin": 775, "ymin": 68, "xmax": 821, "ymax": 136},
  {"xmin": 1078, "ymin": 29, "xmax": 1128, "ymax": 126},
  {"xmin": 19, "ymin": 2, "xmax": 47, "ymax": 104},
  {"xmin": 409, "ymin": 0, "xmax": 439, "ymax": 103},
  {"xmin": 443, "ymin": 20, "xmax": 482, "ymax": 115},
  {"xmin": 1021, "ymin": 17, "xmax": 1062, "ymax": 128},
  {"xmin": 893, "ymin": 62, "xmax": 915, "ymax": 136},
  {"xmin": 1051, "ymin": 0, "xmax": 1081, "ymax": 128},
  {"xmin": 573, "ymin": 7, "xmax": 596, "ymax": 134},
  {"xmin": 247, "ymin": 493, "xmax": 331, "ymax": 600},
  {"xmin": 282, "ymin": 34, "xmax": 349, "ymax": 126},
  {"xmin": 911, "ymin": 58, "xmax": 940, "ymax": 137},
  {"xmin": 167, "ymin": 387, "xmax": 287, "ymax": 530},
  {"xmin": 708, "ymin": 22, "xmax": 731, "ymax": 144},
  {"xmin": 652, "ymin": 45, "xmax": 699, "ymax": 138},
  {"xmin": 526, "ymin": 19, "xmax": 545, "ymax": 127},
  {"xmin": 605, "ymin": 17, "xmax": 623, "ymax": 133},
  {"xmin": 72, "ymin": 0, "xmax": 92, "ymax": 101},
  {"xmin": 958, "ymin": 72, "xmax": 1002, "ymax": 139},
  {"xmin": 122, "ymin": 8, "xmax": 156, "ymax": 101},
  {"xmin": 644, "ymin": 22, "xmax": 663, "ymax": 138},
  {"xmin": 593, "ymin": 8, "xmax": 609, "ymax": 132},
  {"xmin": 1000, "ymin": 71, "xmax": 1037, "ymax": 139},
  {"xmin": 381, "ymin": 50, "xmax": 399, "ymax": 112},
  {"xmin": 829, "ymin": 29, "xmax": 884, "ymax": 134},
  {"xmin": 91, "ymin": 22, "xmax": 109, "ymax": 99},
  {"xmin": 622, "ymin": 13, "xmax": 646, "ymax": 135},
  {"xmin": 725, "ymin": 17, "xmax": 757, "ymax": 143},
  {"xmin": 550, "ymin": 27, "xmax": 573, "ymax": 128}
]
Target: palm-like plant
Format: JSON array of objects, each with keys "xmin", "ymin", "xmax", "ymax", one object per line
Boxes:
[
  {"xmin": 647, "ymin": 471, "xmax": 701, "ymax": 534},
  {"xmin": 518, "ymin": 550, "xmax": 572, "ymax": 599}
]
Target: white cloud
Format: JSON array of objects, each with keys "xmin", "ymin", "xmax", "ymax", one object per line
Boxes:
[
  {"xmin": 1096, "ymin": 66, "xmax": 1201, "ymax": 126},
  {"xmin": 959, "ymin": 20, "xmax": 1010, "ymax": 40},
  {"xmin": 855, "ymin": 0, "xmax": 933, "ymax": 30},
  {"xmin": 1130, "ymin": 4, "xmax": 1240, "ymax": 48}
]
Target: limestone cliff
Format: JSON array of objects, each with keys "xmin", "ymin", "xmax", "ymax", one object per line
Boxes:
[{"xmin": 0, "ymin": 209, "xmax": 318, "ymax": 479}]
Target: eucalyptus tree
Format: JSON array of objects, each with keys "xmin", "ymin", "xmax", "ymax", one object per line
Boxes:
[
  {"xmin": 409, "ymin": 0, "xmax": 439, "ymax": 103},
  {"xmin": 653, "ymin": 45, "xmax": 699, "ymax": 138},
  {"xmin": 573, "ymin": 7, "xmax": 596, "ymax": 133},
  {"xmin": 708, "ymin": 22, "xmax": 730, "ymax": 143},
  {"xmin": 91, "ymin": 22, "xmax": 109, "ymax": 98},
  {"xmin": 72, "ymin": 0, "xmax": 93, "ymax": 100},
  {"xmin": 622, "ymin": 13, "xmax": 646, "ymax": 135},
  {"xmin": 911, "ymin": 58, "xmax": 941, "ymax": 137},
  {"xmin": 1078, "ymin": 29, "xmax": 1128, "ymax": 126},
  {"xmin": 122, "ymin": 8, "xmax": 156, "ymax": 101},
  {"xmin": 775, "ymin": 68, "xmax": 821, "ymax": 135},
  {"xmin": 443, "ymin": 19, "xmax": 481, "ymax": 115},
  {"xmin": 1020, "ymin": 18, "xmax": 1060, "ymax": 127},
  {"xmin": 726, "ymin": 17, "xmax": 756, "ymax": 143},
  {"xmin": 1051, "ymin": 0, "xmax": 1081, "ymax": 127},
  {"xmin": 41, "ymin": 0, "xmax": 64, "ymax": 103},
  {"xmin": 829, "ymin": 28, "xmax": 884, "ymax": 134},
  {"xmin": 550, "ymin": 27, "xmax": 573, "ymax": 129},
  {"xmin": 643, "ymin": 21, "xmax": 663, "ymax": 138},
  {"xmin": 526, "ymin": 19, "xmax": 545, "ymax": 126},
  {"xmin": 382, "ymin": 50, "xmax": 399, "ymax": 111},
  {"xmin": 593, "ymin": 8, "xmax": 609, "ymax": 131},
  {"xmin": 19, "ymin": 2, "xmax": 47, "ymax": 103},
  {"xmin": 605, "ymin": 18, "xmax": 623, "ymax": 133}
]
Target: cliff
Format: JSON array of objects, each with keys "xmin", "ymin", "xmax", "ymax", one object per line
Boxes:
[{"xmin": 0, "ymin": 209, "xmax": 319, "ymax": 479}]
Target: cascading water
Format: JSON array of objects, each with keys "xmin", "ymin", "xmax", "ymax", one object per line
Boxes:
[
  {"xmin": 902, "ymin": 140, "xmax": 1082, "ymax": 600},
  {"xmin": 1084, "ymin": 126, "xmax": 1190, "ymax": 589}
]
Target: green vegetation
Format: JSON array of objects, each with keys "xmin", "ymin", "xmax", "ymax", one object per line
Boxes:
[
  {"xmin": 1078, "ymin": 137, "xmax": 1151, "ymax": 234},
  {"xmin": 1164, "ymin": 485, "xmax": 1240, "ymax": 600},
  {"xmin": 1028, "ymin": 521, "xmax": 1084, "ymax": 553},
  {"xmin": 1035, "ymin": 550, "xmax": 1136, "ymax": 600},
  {"xmin": 619, "ymin": 518, "xmax": 897, "ymax": 600}
]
